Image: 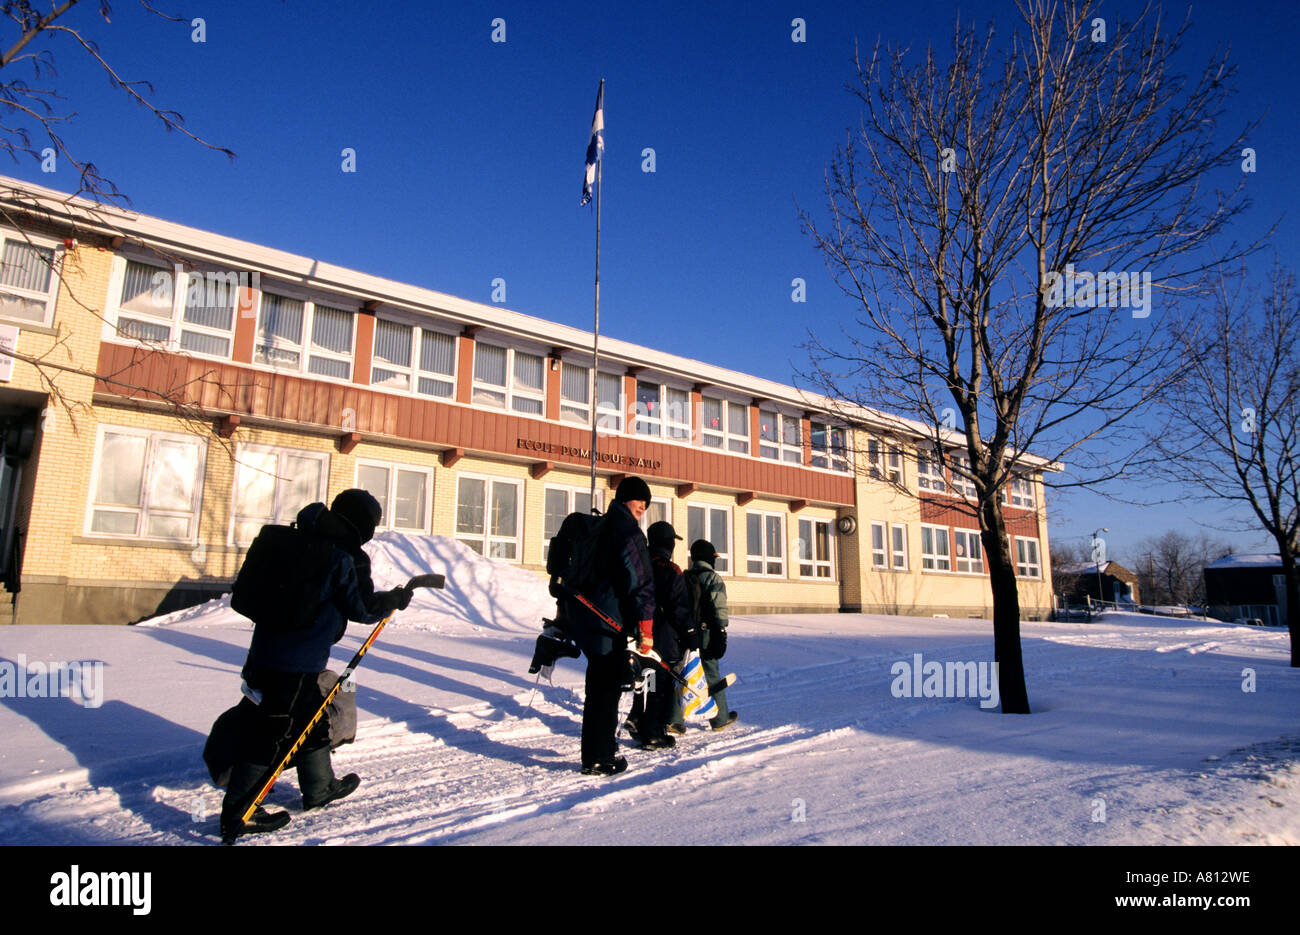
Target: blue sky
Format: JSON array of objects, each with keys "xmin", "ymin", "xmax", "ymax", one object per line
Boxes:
[{"xmin": 9, "ymin": 0, "xmax": 1299, "ymax": 562}]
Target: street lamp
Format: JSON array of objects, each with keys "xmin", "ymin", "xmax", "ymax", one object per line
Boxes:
[{"xmin": 1092, "ymin": 527, "xmax": 1109, "ymax": 607}]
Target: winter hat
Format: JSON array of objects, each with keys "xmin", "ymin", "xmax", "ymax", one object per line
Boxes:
[
  {"xmin": 330, "ymin": 488, "xmax": 383, "ymax": 544},
  {"xmin": 647, "ymin": 521, "xmax": 681, "ymax": 550},
  {"xmin": 614, "ymin": 475, "xmax": 652, "ymax": 504},
  {"xmin": 689, "ymin": 539, "xmax": 718, "ymax": 564}
]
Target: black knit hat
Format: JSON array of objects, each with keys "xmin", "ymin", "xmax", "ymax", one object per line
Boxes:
[
  {"xmin": 647, "ymin": 521, "xmax": 681, "ymax": 550},
  {"xmin": 689, "ymin": 539, "xmax": 717, "ymax": 564},
  {"xmin": 331, "ymin": 488, "xmax": 383, "ymax": 544},
  {"xmin": 614, "ymin": 475, "xmax": 652, "ymax": 504}
]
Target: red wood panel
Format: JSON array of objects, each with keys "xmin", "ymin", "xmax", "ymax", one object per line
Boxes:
[
  {"xmin": 353, "ymin": 312, "xmax": 375, "ymax": 386},
  {"xmin": 455, "ymin": 335, "xmax": 474, "ymax": 403}
]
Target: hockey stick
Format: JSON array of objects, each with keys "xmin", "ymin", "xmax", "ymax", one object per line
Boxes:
[
  {"xmin": 566, "ymin": 588, "xmax": 706, "ymax": 697},
  {"xmin": 233, "ymin": 573, "xmax": 445, "ymax": 833}
]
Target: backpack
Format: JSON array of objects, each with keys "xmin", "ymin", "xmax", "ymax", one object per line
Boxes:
[
  {"xmin": 683, "ymin": 568, "xmax": 705, "ymax": 629},
  {"xmin": 547, "ymin": 510, "xmax": 606, "ymax": 597},
  {"xmin": 230, "ymin": 522, "xmax": 339, "ymax": 631}
]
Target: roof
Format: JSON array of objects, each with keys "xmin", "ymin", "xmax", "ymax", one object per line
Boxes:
[{"xmin": 1205, "ymin": 554, "xmax": 1284, "ymax": 570}]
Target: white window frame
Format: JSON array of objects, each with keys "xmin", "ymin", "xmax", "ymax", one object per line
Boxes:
[
  {"xmin": 370, "ymin": 319, "xmax": 458, "ymax": 398},
  {"xmin": 0, "ymin": 229, "xmax": 61, "ymax": 328},
  {"xmin": 471, "ymin": 340, "xmax": 545, "ymax": 415},
  {"xmin": 229, "ymin": 444, "xmax": 330, "ymax": 546},
  {"xmin": 250, "ymin": 285, "xmax": 360, "ymax": 382},
  {"xmin": 687, "ymin": 503, "xmax": 733, "ymax": 574},
  {"xmin": 638, "ymin": 497, "xmax": 673, "ymax": 533},
  {"xmin": 746, "ymin": 509, "xmax": 786, "ymax": 577},
  {"xmin": 759, "ymin": 410, "xmax": 802, "ymax": 463},
  {"xmin": 543, "ymin": 484, "xmax": 604, "ymax": 559},
  {"xmin": 917, "ymin": 446, "xmax": 948, "ymax": 493},
  {"xmin": 949, "ymin": 453, "xmax": 978, "ymax": 499},
  {"xmin": 921, "ymin": 524, "xmax": 952, "ymax": 572},
  {"xmin": 809, "ymin": 421, "xmax": 849, "ymax": 473},
  {"xmin": 869, "ymin": 521, "xmax": 888, "ymax": 569},
  {"xmin": 699, "ymin": 395, "xmax": 751, "ymax": 455},
  {"xmin": 1010, "ymin": 473, "xmax": 1037, "ymax": 508},
  {"xmin": 106, "ymin": 253, "xmax": 241, "ymax": 360},
  {"xmin": 797, "ymin": 517, "xmax": 835, "ymax": 579},
  {"xmin": 559, "ymin": 362, "xmax": 592, "ymax": 425},
  {"xmin": 890, "ymin": 523, "xmax": 909, "ymax": 570},
  {"xmin": 634, "ymin": 379, "xmax": 691, "ymax": 441},
  {"xmin": 953, "ymin": 528, "xmax": 985, "ymax": 574},
  {"xmin": 84, "ymin": 425, "xmax": 207, "ymax": 543},
  {"xmin": 354, "ymin": 459, "xmax": 435, "ymax": 534},
  {"xmin": 455, "ymin": 473, "xmax": 524, "ymax": 561},
  {"xmin": 1015, "ymin": 536, "xmax": 1042, "ymax": 579}
]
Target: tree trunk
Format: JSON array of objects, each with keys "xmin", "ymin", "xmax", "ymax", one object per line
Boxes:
[
  {"xmin": 982, "ymin": 500, "xmax": 1030, "ymax": 713},
  {"xmin": 1278, "ymin": 546, "xmax": 1299, "ymax": 668}
]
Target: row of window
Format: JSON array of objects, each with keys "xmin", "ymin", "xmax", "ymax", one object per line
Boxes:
[
  {"xmin": 102, "ymin": 255, "xmax": 850, "ymax": 472},
  {"xmin": 83, "ymin": 426, "xmax": 838, "ymax": 580},
  {"xmin": 867, "ymin": 520, "xmax": 1042, "ymax": 579},
  {"xmin": 866, "ymin": 438, "xmax": 1037, "ymax": 507}
]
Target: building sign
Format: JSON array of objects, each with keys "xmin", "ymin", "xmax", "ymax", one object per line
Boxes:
[
  {"xmin": 0, "ymin": 325, "xmax": 16, "ymax": 383},
  {"xmin": 516, "ymin": 437, "xmax": 663, "ymax": 471}
]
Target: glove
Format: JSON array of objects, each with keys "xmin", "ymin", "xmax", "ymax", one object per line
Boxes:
[
  {"xmin": 636, "ymin": 619, "xmax": 654, "ymax": 653},
  {"xmin": 704, "ymin": 626, "xmax": 727, "ymax": 660},
  {"xmin": 684, "ymin": 627, "xmax": 702, "ymax": 652},
  {"xmin": 376, "ymin": 586, "xmax": 413, "ymax": 614}
]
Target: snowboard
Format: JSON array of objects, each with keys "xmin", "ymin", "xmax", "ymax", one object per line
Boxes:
[{"xmin": 675, "ymin": 650, "xmax": 718, "ymax": 721}]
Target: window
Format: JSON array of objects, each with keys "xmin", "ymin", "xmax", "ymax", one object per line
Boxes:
[
  {"xmin": 371, "ymin": 320, "xmax": 456, "ymax": 396},
  {"xmin": 1015, "ymin": 537, "xmax": 1041, "ymax": 578},
  {"xmin": 113, "ymin": 258, "xmax": 238, "ymax": 358},
  {"xmin": 798, "ymin": 518, "xmax": 834, "ymax": 578},
  {"xmin": 0, "ymin": 234, "xmax": 58, "ymax": 325},
  {"xmin": 870, "ymin": 521, "xmax": 888, "ymax": 569},
  {"xmin": 949, "ymin": 453, "xmax": 977, "ymax": 499},
  {"xmin": 917, "ymin": 446, "xmax": 947, "ymax": 493},
  {"xmin": 953, "ymin": 529, "xmax": 984, "ymax": 574},
  {"xmin": 638, "ymin": 498, "xmax": 672, "ymax": 533},
  {"xmin": 635, "ymin": 380, "xmax": 661, "ymax": 436},
  {"xmin": 1010, "ymin": 474, "xmax": 1036, "ymax": 508},
  {"xmin": 887, "ymin": 445, "xmax": 905, "ymax": 484},
  {"xmin": 759, "ymin": 410, "xmax": 802, "ymax": 463},
  {"xmin": 231, "ymin": 445, "xmax": 329, "ymax": 545},
  {"xmin": 472, "ymin": 342, "xmax": 544, "ymax": 414},
  {"xmin": 560, "ymin": 363, "xmax": 591, "ymax": 424},
  {"xmin": 355, "ymin": 461, "xmax": 433, "ymax": 533},
  {"xmin": 307, "ymin": 304, "xmax": 354, "ymax": 380},
  {"xmin": 700, "ymin": 397, "xmax": 749, "ymax": 454},
  {"xmin": 544, "ymin": 485, "xmax": 602, "ymax": 559},
  {"xmin": 86, "ymin": 427, "xmax": 205, "ymax": 542},
  {"xmin": 596, "ymin": 371, "xmax": 624, "ymax": 434},
  {"xmin": 456, "ymin": 475, "xmax": 522, "ymax": 560},
  {"xmin": 921, "ymin": 524, "xmax": 951, "ymax": 571},
  {"xmin": 746, "ymin": 510, "xmax": 785, "ymax": 576},
  {"xmin": 254, "ymin": 292, "xmax": 306, "ymax": 369},
  {"xmin": 664, "ymin": 386, "xmax": 690, "ymax": 441},
  {"xmin": 810, "ymin": 422, "xmax": 849, "ymax": 472},
  {"xmin": 687, "ymin": 504, "xmax": 731, "ymax": 574},
  {"xmin": 890, "ymin": 523, "xmax": 908, "ymax": 570}
]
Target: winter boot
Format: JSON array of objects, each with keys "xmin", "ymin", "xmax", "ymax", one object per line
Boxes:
[
  {"xmin": 220, "ymin": 762, "xmax": 291, "ymax": 844},
  {"xmin": 580, "ymin": 756, "xmax": 628, "ymax": 777},
  {"xmin": 711, "ymin": 711, "xmax": 738, "ymax": 732},
  {"xmin": 298, "ymin": 745, "xmax": 360, "ymax": 810}
]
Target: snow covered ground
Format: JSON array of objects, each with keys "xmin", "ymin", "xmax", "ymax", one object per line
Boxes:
[{"xmin": 1, "ymin": 533, "xmax": 1298, "ymax": 846}]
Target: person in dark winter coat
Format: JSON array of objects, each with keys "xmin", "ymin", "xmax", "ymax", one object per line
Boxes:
[
  {"xmin": 628, "ymin": 520, "xmax": 698, "ymax": 747},
  {"xmin": 564, "ymin": 475, "xmax": 656, "ymax": 776},
  {"xmin": 669, "ymin": 539, "xmax": 736, "ymax": 733},
  {"xmin": 221, "ymin": 488, "xmax": 412, "ymax": 843}
]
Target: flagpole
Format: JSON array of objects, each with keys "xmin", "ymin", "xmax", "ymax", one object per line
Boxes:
[{"xmin": 587, "ymin": 78, "xmax": 604, "ymax": 512}]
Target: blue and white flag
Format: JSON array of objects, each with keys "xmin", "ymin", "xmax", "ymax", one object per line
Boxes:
[{"xmin": 581, "ymin": 81, "xmax": 604, "ymax": 206}]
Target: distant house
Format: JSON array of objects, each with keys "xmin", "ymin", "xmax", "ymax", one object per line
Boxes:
[
  {"xmin": 1055, "ymin": 561, "xmax": 1140, "ymax": 605},
  {"xmin": 1204, "ymin": 554, "xmax": 1289, "ymax": 626}
]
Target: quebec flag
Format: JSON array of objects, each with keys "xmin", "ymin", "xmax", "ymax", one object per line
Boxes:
[{"xmin": 581, "ymin": 81, "xmax": 604, "ymax": 206}]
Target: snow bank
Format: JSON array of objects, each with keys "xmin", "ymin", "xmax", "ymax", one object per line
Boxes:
[{"xmin": 139, "ymin": 532, "xmax": 554, "ymax": 639}]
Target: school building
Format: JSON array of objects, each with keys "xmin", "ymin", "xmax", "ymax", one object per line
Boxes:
[{"xmin": 0, "ymin": 175, "xmax": 1055, "ymax": 626}]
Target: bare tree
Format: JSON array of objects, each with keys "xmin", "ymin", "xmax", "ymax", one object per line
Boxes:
[
  {"xmin": 1154, "ymin": 265, "xmax": 1299, "ymax": 661},
  {"xmin": 1127, "ymin": 529, "xmax": 1227, "ymax": 607},
  {"xmin": 0, "ymin": 1, "xmax": 235, "ymax": 423},
  {"xmin": 801, "ymin": 0, "xmax": 1252, "ymax": 711}
]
